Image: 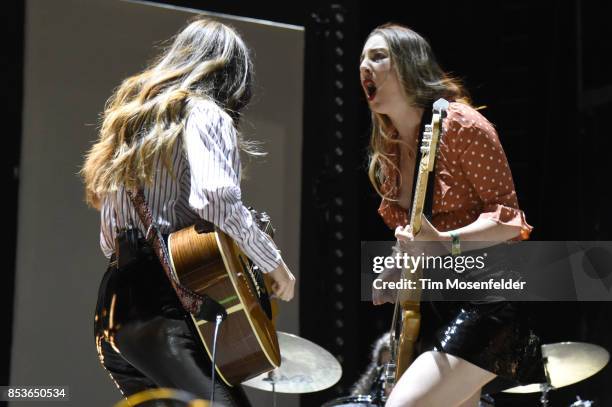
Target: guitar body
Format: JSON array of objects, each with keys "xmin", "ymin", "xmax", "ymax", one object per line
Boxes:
[
  {"xmin": 395, "ymin": 302, "xmax": 421, "ymax": 378},
  {"xmin": 168, "ymin": 224, "xmax": 280, "ymax": 386}
]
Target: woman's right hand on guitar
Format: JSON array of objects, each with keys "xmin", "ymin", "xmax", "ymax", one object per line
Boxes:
[{"xmin": 269, "ymin": 261, "xmax": 296, "ymax": 301}]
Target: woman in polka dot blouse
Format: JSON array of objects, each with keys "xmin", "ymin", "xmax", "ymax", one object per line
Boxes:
[{"xmin": 360, "ymin": 24, "xmax": 544, "ymax": 406}]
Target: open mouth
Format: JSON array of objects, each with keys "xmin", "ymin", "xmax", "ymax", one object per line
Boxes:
[{"xmin": 363, "ymin": 80, "xmax": 377, "ymax": 101}]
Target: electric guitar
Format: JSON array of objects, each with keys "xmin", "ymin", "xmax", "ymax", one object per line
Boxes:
[{"xmin": 386, "ymin": 98, "xmax": 450, "ymax": 388}]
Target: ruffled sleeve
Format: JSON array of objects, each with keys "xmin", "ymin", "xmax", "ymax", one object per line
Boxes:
[{"xmin": 455, "ymin": 109, "xmax": 533, "ymax": 240}]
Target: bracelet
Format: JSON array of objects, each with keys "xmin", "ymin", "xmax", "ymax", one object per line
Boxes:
[{"xmin": 449, "ymin": 231, "xmax": 461, "ymax": 256}]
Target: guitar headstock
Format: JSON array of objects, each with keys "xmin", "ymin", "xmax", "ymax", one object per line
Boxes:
[
  {"xmin": 249, "ymin": 208, "xmax": 276, "ymax": 238},
  {"xmin": 433, "ymin": 98, "xmax": 450, "ymax": 117},
  {"xmin": 410, "ymin": 98, "xmax": 450, "ymax": 233},
  {"xmin": 419, "ymin": 98, "xmax": 449, "ymax": 172}
]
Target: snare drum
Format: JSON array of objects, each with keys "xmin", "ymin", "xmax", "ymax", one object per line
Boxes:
[{"xmin": 321, "ymin": 395, "xmax": 380, "ymax": 407}]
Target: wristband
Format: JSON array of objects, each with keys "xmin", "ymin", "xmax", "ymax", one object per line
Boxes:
[{"xmin": 449, "ymin": 231, "xmax": 461, "ymax": 256}]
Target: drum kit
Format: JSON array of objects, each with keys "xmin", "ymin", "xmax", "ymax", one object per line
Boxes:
[
  {"xmin": 116, "ymin": 336, "xmax": 609, "ymax": 406},
  {"xmin": 243, "ymin": 331, "xmax": 384, "ymax": 406},
  {"xmin": 243, "ymin": 334, "xmax": 610, "ymax": 407},
  {"xmin": 501, "ymin": 342, "xmax": 609, "ymax": 407}
]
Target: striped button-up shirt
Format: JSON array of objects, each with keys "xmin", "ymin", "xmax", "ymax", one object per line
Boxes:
[{"xmin": 99, "ymin": 99, "xmax": 282, "ymax": 273}]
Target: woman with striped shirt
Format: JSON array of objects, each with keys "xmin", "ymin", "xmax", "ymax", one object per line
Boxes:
[{"xmin": 81, "ymin": 18, "xmax": 294, "ymax": 406}]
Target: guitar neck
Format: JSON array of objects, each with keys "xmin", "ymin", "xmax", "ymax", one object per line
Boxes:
[
  {"xmin": 409, "ymin": 160, "xmax": 430, "ymax": 235},
  {"xmin": 409, "ymin": 112, "xmax": 442, "ymax": 235}
]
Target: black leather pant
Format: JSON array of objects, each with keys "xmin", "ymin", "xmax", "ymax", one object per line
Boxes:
[{"xmin": 94, "ymin": 253, "xmax": 251, "ymax": 407}]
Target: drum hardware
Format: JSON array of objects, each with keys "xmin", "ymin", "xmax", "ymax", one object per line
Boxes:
[
  {"xmin": 320, "ymin": 394, "xmax": 379, "ymax": 407},
  {"xmin": 569, "ymin": 396, "xmax": 594, "ymax": 407},
  {"xmin": 261, "ymin": 371, "xmax": 279, "ymax": 407},
  {"xmin": 479, "ymin": 393, "xmax": 495, "ymax": 407},
  {"xmin": 380, "ymin": 361, "xmax": 395, "ymax": 396},
  {"xmin": 321, "ymin": 360, "xmax": 390, "ymax": 406},
  {"xmin": 373, "ymin": 364, "xmax": 390, "ymax": 404},
  {"xmin": 539, "ymin": 354, "xmax": 553, "ymax": 407},
  {"xmin": 539, "ymin": 383, "xmax": 553, "ymax": 407}
]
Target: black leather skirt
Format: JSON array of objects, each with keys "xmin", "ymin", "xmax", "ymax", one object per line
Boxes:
[{"xmin": 421, "ymin": 301, "xmax": 546, "ymax": 393}]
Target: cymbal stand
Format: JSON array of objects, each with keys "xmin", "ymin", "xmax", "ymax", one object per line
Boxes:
[
  {"xmin": 263, "ymin": 371, "xmax": 278, "ymax": 407},
  {"xmin": 540, "ymin": 355, "xmax": 553, "ymax": 407}
]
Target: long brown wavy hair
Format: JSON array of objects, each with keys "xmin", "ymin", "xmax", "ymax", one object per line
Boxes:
[
  {"xmin": 366, "ymin": 23, "xmax": 471, "ymax": 198},
  {"xmin": 81, "ymin": 18, "xmax": 253, "ymax": 209}
]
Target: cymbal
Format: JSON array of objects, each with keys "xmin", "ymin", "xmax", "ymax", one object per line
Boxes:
[
  {"xmin": 242, "ymin": 331, "xmax": 342, "ymax": 394},
  {"xmin": 504, "ymin": 342, "xmax": 609, "ymax": 393}
]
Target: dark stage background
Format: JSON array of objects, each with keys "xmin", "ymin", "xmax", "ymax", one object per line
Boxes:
[{"xmin": 4, "ymin": 1, "xmax": 612, "ymax": 406}]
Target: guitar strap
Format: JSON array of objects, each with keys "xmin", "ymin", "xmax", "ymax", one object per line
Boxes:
[{"xmin": 127, "ymin": 188, "xmax": 227, "ymax": 322}]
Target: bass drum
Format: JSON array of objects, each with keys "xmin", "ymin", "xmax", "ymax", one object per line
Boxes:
[{"xmin": 321, "ymin": 395, "xmax": 380, "ymax": 407}]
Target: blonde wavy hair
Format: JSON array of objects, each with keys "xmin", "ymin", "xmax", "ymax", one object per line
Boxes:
[
  {"xmin": 81, "ymin": 18, "xmax": 253, "ymax": 209},
  {"xmin": 366, "ymin": 24, "xmax": 471, "ymax": 199}
]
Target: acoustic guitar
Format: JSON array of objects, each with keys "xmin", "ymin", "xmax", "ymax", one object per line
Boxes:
[{"xmin": 167, "ymin": 212, "xmax": 281, "ymax": 386}]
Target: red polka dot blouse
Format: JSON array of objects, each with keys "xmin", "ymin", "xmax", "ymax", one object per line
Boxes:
[{"xmin": 378, "ymin": 102, "xmax": 532, "ymax": 240}]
